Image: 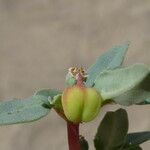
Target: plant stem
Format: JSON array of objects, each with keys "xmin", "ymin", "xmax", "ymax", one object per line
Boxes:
[{"xmin": 67, "ymin": 121, "xmax": 80, "ymax": 150}]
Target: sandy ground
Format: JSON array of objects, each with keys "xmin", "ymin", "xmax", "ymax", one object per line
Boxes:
[{"xmin": 0, "ymin": 0, "xmax": 150, "ymax": 150}]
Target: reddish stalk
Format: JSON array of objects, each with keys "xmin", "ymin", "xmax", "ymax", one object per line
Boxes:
[{"xmin": 67, "ymin": 121, "xmax": 80, "ymax": 150}]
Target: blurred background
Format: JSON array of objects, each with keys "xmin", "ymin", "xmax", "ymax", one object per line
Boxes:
[{"xmin": 0, "ymin": 0, "xmax": 150, "ymax": 150}]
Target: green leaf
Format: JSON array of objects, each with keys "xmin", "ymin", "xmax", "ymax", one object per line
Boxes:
[
  {"xmin": 35, "ymin": 89, "xmax": 61, "ymax": 99},
  {"xmin": 94, "ymin": 64, "xmax": 149, "ymax": 100},
  {"xmin": 35, "ymin": 89, "xmax": 62, "ymax": 108},
  {"xmin": 49, "ymin": 94, "xmax": 62, "ymax": 110},
  {"xmin": 94, "ymin": 109, "xmax": 128, "ymax": 150},
  {"xmin": 86, "ymin": 43, "xmax": 129, "ymax": 87},
  {"xmin": 114, "ymin": 73, "xmax": 150, "ymax": 105},
  {"xmin": 124, "ymin": 132, "xmax": 150, "ymax": 149},
  {"xmin": 80, "ymin": 136, "xmax": 89, "ymax": 150},
  {"xmin": 0, "ymin": 95, "xmax": 50, "ymax": 125},
  {"xmin": 114, "ymin": 89, "xmax": 150, "ymax": 106}
]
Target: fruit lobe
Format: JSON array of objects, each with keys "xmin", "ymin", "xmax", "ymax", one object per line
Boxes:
[{"xmin": 62, "ymin": 86, "xmax": 102, "ymax": 123}]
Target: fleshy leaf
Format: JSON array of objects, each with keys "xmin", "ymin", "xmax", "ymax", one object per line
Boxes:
[
  {"xmin": 94, "ymin": 64, "xmax": 149, "ymax": 100},
  {"xmin": 0, "ymin": 95, "xmax": 50, "ymax": 125},
  {"xmin": 86, "ymin": 43, "xmax": 129, "ymax": 87},
  {"xmin": 123, "ymin": 132, "xmax": 150, "ymax": 149},
  {"xmin": 94, "ymin": 109, "xmax": 128, "ymax": 150},
  {"xmin": 80, "ymin": 136, "xmax": 89, "ymax": 150},
  {"xmin": 49, "ymin": 94, "xmax": 62, "ymax": 110},
  {"xmin": 114, "ymin": 73, "xmax": 150, "ymax": 105},
  {"xmin": 35, "ymin": 89, "xmax": 61, "ymax": 99}
]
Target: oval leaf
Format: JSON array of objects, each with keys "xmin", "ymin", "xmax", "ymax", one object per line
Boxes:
[
  {"xmin": 86, "ymin": 43, "xmax": 129, "ymax": 87},
  {"xmin": 124, "ymin": 132, "xmax": 150, "ymax": 149},
  {"xmin": 114, "ymin": 73, "xmax": 150, "ymax": 105},
  {"xmin": 94, "ymin": 109, "xmax": 128, "ymax": 150},
  {"xmin": 0, "ymin": 95, "xmax": 50, "ymax": 125},
  {"xmin": 35, "ymin": 89, "xmax": 61, "ymax": 99},
  {"xmin": 94, "ymin": 64, "xmax": 149, "ymax": 100},
  {"xmin": 114, "ymin": 89, "xmax": 150, "ymax": 106}
]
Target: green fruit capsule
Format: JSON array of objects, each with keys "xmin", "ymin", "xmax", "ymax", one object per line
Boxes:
[{"xmin": 62, "ymin": 86, "xmax": 102, "ymax": 123}]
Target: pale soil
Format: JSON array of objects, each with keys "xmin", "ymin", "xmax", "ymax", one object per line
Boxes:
[{"xmin": 0, "ymin": 0, "xmax": 150, "ymax": 150}]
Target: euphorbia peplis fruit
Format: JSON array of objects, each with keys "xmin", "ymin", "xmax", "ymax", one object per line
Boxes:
[
  {"xmin": 62, "ymin": 67, "xmax": 102, "ymax": 123},
  {"xmin": 62, "ymin": 86, "xmax": 102, "ymax": 123}
]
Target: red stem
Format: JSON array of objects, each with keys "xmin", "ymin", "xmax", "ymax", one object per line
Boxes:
[{"xmin": 67, "ymin": 121, "xmax": 80, "ymax": 150}]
